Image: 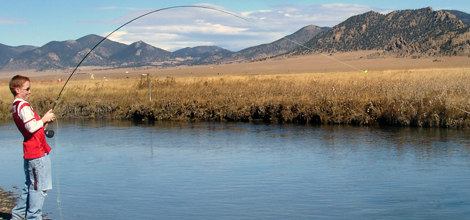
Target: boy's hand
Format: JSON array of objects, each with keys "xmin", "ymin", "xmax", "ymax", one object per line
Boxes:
[{"xmin": 41, "ymin": 109, "xmax": 55, "ymax": 124}]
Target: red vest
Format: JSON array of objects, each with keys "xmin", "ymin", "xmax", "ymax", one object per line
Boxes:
[{"xmin": 12, "ymin": 100, "xmax": 51, "ymax": 159}]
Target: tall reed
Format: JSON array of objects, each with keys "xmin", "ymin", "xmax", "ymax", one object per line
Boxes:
[{"xmin": 1, "ymin": 67, "xmax": 470, "ymax": 128}]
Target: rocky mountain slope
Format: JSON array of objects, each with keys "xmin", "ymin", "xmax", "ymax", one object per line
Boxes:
[
  {"xmin": 291, "ymin": 7, "xmax": 470, "ymax": 58},
  {"xmin": 445, "ymin": 10, "xmax": 470, "ymax": 25}
]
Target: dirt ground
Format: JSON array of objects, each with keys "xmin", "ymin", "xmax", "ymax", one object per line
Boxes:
[{"xmin": 1, "ymin": 51, "xmax": 469, "ymax": 82}]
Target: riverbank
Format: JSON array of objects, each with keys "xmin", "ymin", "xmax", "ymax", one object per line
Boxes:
[
  {"xmin": 1, "ymin": 54, "xmax": 470, "ymax": 128},
  {"xmin": 0, "ymin": 187, "xmax": 16, "ymax": 220}
]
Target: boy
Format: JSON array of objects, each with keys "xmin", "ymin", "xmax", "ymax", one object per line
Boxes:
[{"xmin": 9, "ymin": 75, "xmax": 55, "ymax": 220}]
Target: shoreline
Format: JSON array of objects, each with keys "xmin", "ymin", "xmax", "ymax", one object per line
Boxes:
[
  {"xmin": 1, "ymin": 53, "xmax": 470, "ymax": 128},
  {"xmin": 0, "ymin": 187, "xmax": 16, "ymax": 220}
]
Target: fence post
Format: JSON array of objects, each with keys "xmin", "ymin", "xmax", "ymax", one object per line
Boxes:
[{"xmin": 147, "ymin": 73, "xmax": 151, "ymax": 102}]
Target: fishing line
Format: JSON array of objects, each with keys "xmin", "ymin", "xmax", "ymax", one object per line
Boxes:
[
  {"xmin": 49, "ymin": 5, "xmax": 366, "ymax": 118},
  {"xmin": 52, "ymin": 118, "xmax": 63, "ymax": 220},
  {"xmin": 240, "ymin": 18, "xmax": 366, "ymax": 73},
  {"xmin": 43, "ymin": 5, "xmax": 470, "ymax": 218},
  {"xmin": 44, "ymin": 4, "xmax": 370, "ymax": 136},
  {"xmin": 44, "ymin": 6, "xmax": 366, "ymax": 215},
  {"xmin": 43, "ymin": 14, "xmax": 370, "ymax": 215},
  {"xmin": 50, "ymin": 5, "xmax": 247, "ymax": 113}
]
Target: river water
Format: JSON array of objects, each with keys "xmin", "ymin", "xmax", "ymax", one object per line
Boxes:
[{"xmin": 1, "ymin": 120, "xmax": 470, "ymax": 219}]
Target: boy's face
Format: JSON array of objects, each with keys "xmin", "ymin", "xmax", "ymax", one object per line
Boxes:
[{"xmin": 15, "ymin": 81, "xmax": 31, "ymax": 101}]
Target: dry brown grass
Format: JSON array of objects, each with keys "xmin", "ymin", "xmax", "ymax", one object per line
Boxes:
[
  {"xmin": 0, "ymin": 187, "xmax": 17, "ymax": 217},
  {"xmin": 3, "ymin": 66, "xmax": 470, "ymax": 128}
]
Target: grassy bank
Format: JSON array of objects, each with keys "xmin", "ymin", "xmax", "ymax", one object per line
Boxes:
[{"xmin": 2, "ymin": 67, "xmax": 470, "ymax": 128}]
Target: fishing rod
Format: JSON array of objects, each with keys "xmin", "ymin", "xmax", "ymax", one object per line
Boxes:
[
  {"xmin": 44, "ymin": 5, "xmax": 249, "ymax": 138},
  {"xmin": 43, "ymin": 5, "xmax": 367, "ymax": 138}
]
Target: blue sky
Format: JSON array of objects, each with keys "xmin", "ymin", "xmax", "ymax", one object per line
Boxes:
[{"xmin": 1, "ymin": 0, "xmax": 469, "ymax": 51}]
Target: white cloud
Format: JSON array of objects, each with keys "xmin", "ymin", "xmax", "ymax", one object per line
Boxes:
[
  {"xmin": 89, "ymin": 4, "xmax": 390, "ymax": 51},
  {"xmin": 0, "ymin": 16, "xmax": 26, "ymax": 24}
]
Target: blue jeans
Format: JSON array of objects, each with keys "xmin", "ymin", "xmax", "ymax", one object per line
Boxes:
[{"xmin": 11, "ymin": 154, "xmax": 52, "ymax": 220}]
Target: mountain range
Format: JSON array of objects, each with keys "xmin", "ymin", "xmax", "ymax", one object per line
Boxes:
[
  {"xmin": 0, "ymin": 7, "xmax": 469, "ymax": 72},
  {"xmin": 291, "ymin": 7, "xmax": 470, "ymax": 58}
]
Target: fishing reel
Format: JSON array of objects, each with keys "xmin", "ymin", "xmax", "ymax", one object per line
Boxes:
[
  {"xmin": 45, "ymin": 129, "xmax": 55, "ymax": 138},
  {"xmin": 44, "ymin": 118, "xmax": 55, "ymax": 138}
]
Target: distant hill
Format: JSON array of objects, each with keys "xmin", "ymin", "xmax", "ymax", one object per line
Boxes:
[
  {"xmin": 445, "ymin": 10, "xmax": 470, "ymax": 26},
  {"xmin": 291, "ymin": 7, "xmax": 470, "ymax": 57},
  {"xmin": 204, "ymin": 25, "xmax": 329, "ymax": 64},
  {"xmin": 172, "ymin": 25, "xmax": 328, "ymax": 65},
  {"xmin": 173, "ymin": 46, "xmax": 233, "ymax": 65},
  {"xmin": 75, "ymin": 34, "xmax": 128, "ymax": 65},
  {"xmin": 1, "ymin": 34, "xmax": 128, "ymax": 71},
  {"xmin": 0, "ymin": 43, "xmax": 36, "ymax": 67},
  {"xmin": 110, "ymin": 41, "xmax": 175, "ymax": 67},
  {"xmin": 174, "ymin": 45, "xmax": 232, "ymax": 58},
  {"xmin": 7, "ymin": 45, "xmax": 36, "ymax": 54},
  {"xmin": 0, "ymin": 24, "xmax": 327, "ymax": 71}
]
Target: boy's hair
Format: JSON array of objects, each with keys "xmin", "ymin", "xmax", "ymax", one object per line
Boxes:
[{"xmin": 9, "ymin": 75, "xmax": 30, "ymax": 96}]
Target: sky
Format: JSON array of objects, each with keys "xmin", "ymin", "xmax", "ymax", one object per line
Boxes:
[{"xmin": 1, "ymin": 0, "xmax": 469, "ymax": 52}]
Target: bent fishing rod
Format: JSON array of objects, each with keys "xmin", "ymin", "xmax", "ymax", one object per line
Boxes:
[
  {"xmin": 44, "ymin": 5, "xmax": 251, "ymax": 138},
  {"xmin": 43, "ymin": 5, "xmax": 368, "ymax": 138},
  {"xmin": 52, "ymin": 5, "xmax": 249, "ymax": 109}
]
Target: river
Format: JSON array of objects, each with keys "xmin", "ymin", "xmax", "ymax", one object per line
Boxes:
[{"xmin": 1, "ymin": 120, "xmax": 470, "ymax": 219}]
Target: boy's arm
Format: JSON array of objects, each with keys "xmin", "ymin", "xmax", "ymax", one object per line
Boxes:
[{"xmin": 18, "ymin": 105, "xmax": 44, "ymax": 133}]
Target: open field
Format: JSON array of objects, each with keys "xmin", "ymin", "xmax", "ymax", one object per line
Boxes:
[
  {"xmin": 1, "ymin": 51, "xmax": 470, "ymax": 128},
  {"xmin": 1, "ymin": 51, "xmax": 469, "ymax": 81}
]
